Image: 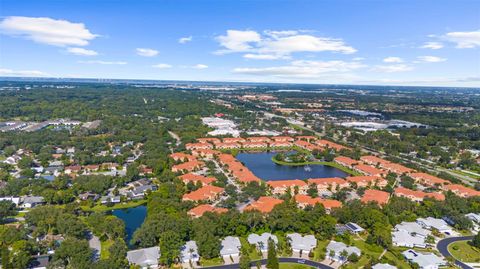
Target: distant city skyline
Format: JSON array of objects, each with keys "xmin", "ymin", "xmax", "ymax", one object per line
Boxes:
[{"xmin": 0, "ymin": 0, "xmax": 479, "ymax": 87}]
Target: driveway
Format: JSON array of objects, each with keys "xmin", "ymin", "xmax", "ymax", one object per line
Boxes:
[
  {"xmin": 203, "ymin": 257, "xmax": 334, "ymax": 269},
  {"xmin": 436, "ymin": 236, "xmax": 475, "ymax": 269}
]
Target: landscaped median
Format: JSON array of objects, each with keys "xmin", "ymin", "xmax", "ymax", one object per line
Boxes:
[
  {"xmin": 270, "ymin": 157, "xmax": 362, "ymax": 176},
  {"xmin": 447, "ymin": 240, "xmax": 480, "ymax": 263}
]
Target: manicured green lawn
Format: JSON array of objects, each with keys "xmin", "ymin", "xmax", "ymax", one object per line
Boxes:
[
  {"xmin": 201, "ymin": 257, "xmax": 224, "ymax": 266},
  {"xmin": 80, "ymin": 199, "xmax": 147, "ymax": 212},
  {"xmin": 312, "ymin": 240, "xmax": 329, "ymax": 261},
  {"xmin": 279, "ymin": 263, "xmax": 315, "ymax": 269},
  {"xmin": 100, "ymin": 239, "xmax": 114, "ymax": 260},
  {"xmin": 448, "ymin": 240, "xmax": 480, "ymax": 263}
]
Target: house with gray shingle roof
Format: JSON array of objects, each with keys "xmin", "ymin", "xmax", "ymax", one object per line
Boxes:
[
  {"xmin": 402, "ymin": 249, "xmax": 445, "ymax": 269},
  {"xmin": 126, "ymin": 246, "xmax": 160, "ymax": 269},
  {"xmin": 286, "ymin": 233, "xmax": 317, "ymax": 256},
  {"xmin": 247, "ymin": 233, "xmax": 278, "ymax": 252},
  {"xmin": 326, "ymin": 240, "xmax": 361, "ymax": 263}
]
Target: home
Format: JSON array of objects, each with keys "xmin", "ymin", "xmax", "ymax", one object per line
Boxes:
[
  {"xmin": 197, "ymin": 137, "xmax": 221, "ymax": 144},
  {"xmin": 185, "ymin": 143, "xmax": 214, "ymax": 150},
  {"xmin": 126, "ymin": 246, "xmax": 160, "ymax": 269},
  {"xmin": 416, "ymin": 217, "xmax": 453, "ymax": 235},
  {"xmin": 215, "ymin": 142, "xmax": 242, "ymax": 150},
  {"xmin": 394, "ymin": 187, "xmax": 445, "ymax": 202},
  {"xmin": 380, "ymin": 163, "xmax": 414, "ymax": 175},
  {"xmin": 307, "ymin": 177, "xmax": 349, "ymax": 194},
  {"xmin": 0, "ymin": 196, "xmax": 21, "ymax": 206},
  {"xmin": 267, "ymin": 179, "xmax": 308, "ymax": 195},
  {"xmin": 244, "ymin": 196, "xmax": 283, "ymax": 213},
  {"xmin": 64, "ymin": 165, "xmax": 81, "ymax": 174},
  {"xmin": 247, "ymin": 136, "xmax": 271, "ymax": 143},
  {"xmin": 465, "ymin": 213, "xmax": 480, "ymax": 231},
  {"xmin": 294, "ymin": 194, "xmax": 341, "ymax": 212},
  {"xmin": 222, "ymin": 137, "xmax": 245, "ymax": 143},
  {"xmin": 100, "ymin": 195, "xmax": 121, "ymax": 204},
  {"xmin": 286, "ymin": 233, "xmax": 317, "ymax": 257},
  {"xmin": 409, "ymin": 172, "xmax": 447, "ymax": 187},
  {"xmin": 188, "ymin": 204, "xmax": 228, "ymax": 218},
  {"xmin": 269, "ymin": 141, "xmax": 293, "ymax": 148},
  {"xmin": 315, "ymin": 140, "xmax": 348, "ymax": 151},
  {"xmin": 402, "ymin": 249, "xmax": 445, "ymax": 269},
  {"xmin": 442, "ymin": 184, "xmax": 480, "ymax": 198},
  {"xmin": 220, "ymin": 236, "xmax": 242, "ymax": 260},
  {"xmin": 78, "ymin": 192, "xmax": 99, "ymax": 201},
  {"xmin": 334, "ymin": 156, "xmax": 358, "ymax": 169},
  {"xmin": 360, "ymin": 155, "xmax": 391, "ymax": 166},
  {"xmin": 247, "ymin": 233, "xmax": 278, "ymax": 252},
  {"xmin": 21, "ymin": 196, "xmax": 45, "ymax": 208},
  {"xmin": 271, "ymin": 136, "xmax": 294, "ymax": 142},
  {"xmin": 180, "ymin": 241, "xmax": 200, "ymax": 264},
  {"xmin": 345, "ymin": 222, "xmax": 365, "ymax": 234},
  {"xmin": 361, "ymin": 189, "xmax": 390, "ymax": 206},
  {"xmin": 242, "ymin": 141, "xmax": 268, "ymax": 149},
  {"xmin": 353, "ymin": 164, "xmax": 387, "ymax": 177},
  {"xmin": 171, "ymin": 160, "xmax": 204, "ymax": 173},
  {"xmin": 180, "ymin": 173, "xmax": 216, "ymax": 186},
  {"xmin": 392, "ymin": 222, "xmax": 430, "ymax": 248},
  {"xmin": 170, "ymin": 152, "xmax": 196, "ymax": 162},
  {"xmin": 28, "ymin": 255, "xmax": 51, "ymax": 269},
  {"xmin": 182, "ymin": 185, "xmax": 224, "ymax": 202},
  {"xmin": 372, "ymin": 263, "xmax": 397, "ymax": 269},
  {"xmin": 326, "ymin": 241, "xmax": 361, "ymax": 263},
  {"xmin": 346, "ymin": 175, "xmax": 387, "ymax": 188}
]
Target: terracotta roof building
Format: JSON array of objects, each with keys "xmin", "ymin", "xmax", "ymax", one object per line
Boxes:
[
  {"xmin": 244, "ymin": 196, "xmax": 283, "ymax": 213},
  {"xmin": 346, "ymin": 175, "xmax": 387, "ymax": 188},
  {"xmin": 394, "ymin": 187, "xmax": 445, "ymax": 202},
  {"xmin": 334, "ymin": 156, "xmax": 358, "ymax": 168},
  {"xmin": 182, "ymin": 185, "xmax": 224, "ymax": 202},
  {"xmin": 179, "ymin": 173, "xmax": 216, "ymax": 186},
  {"xmin": 172, "ymin": 160, "xmax": 204, "ymax": 173},
  {"xmin": 361, "ymin": 189, "xmax": 390, "ymax": 206},
  {"xmin": 188, "ymin": 204, "xmax": 228, "ymax": 218},
  {"xmin": 307, "ymin": 177, "xmax": 349, "ymax": 193},
  {"xmin": 442, "ymin": 184, "xmax": 480, "ymax": 198},
  {"xmin": 409, "ymin": 172, "xmax": 448, "ymax": 187},
  {"xmin": 267, "ymin": 179, "xmax": 308, "ymax": 195},
  {"xmin": 353, "ymin": 164, "xmax": 387, "ymax": 177}
]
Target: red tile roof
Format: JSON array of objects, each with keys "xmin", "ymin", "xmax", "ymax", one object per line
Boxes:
[
  {"xmin": 170, "ymin": 152, "xmax": 196, "ymax": 162},
  {"xmin": 244, "ymin": 196, "xmax": 283, "ymax": 213},
  {"xmin": 182, "ymin": 185, "xmax": 224, "ymax": 201},
  {"xmin": 394, "ymin": 187, "xmax": 445, "ymax": 201},
  {"xmin": 197, "ymin": 138, "xmax": 221, "ymax": 144},
  {"xmin": 188, "ymin": 204, "xmax": 228, "ymax": 218},
  {"xmin": 360, "ymin": 155, "xmax": 391, "ymax": 166},
  {"xmin": 354, "ymin": 164, "xmax": 386, "ymax": 176},
  {"xmin": 172, "ymin": 160, "xmax": 204, "ymax": 173},
  {"xmin": 443, "ymin": 184, "xmax": 480, "ymax": 197},
  {"xmin": 334, "ymin": 156, "xmax": 358, "ymax": 167},
  {"xmin": 361, "ymin": 189, "xmax": 390, "ymax": 205},
  {"xmin": 294, "ymin": 194, "xmax": 342, "ymax": 210},
  {"xmin": 179, "ymin": 173, "xmax": 216, "ymax": 185},
  {"xmin": 267, "ymin": 179, "xmax": 307, "ymax": 189},
  {"xmin": 409, "ymin": 172, "xmax": 448, "ymax": 186},
  {"xmin": 307, "ymin": 177, "xmax": 348, "ymax": 187}
]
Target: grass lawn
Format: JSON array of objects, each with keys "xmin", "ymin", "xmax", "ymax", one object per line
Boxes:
[
  {"xmin": 448, "ymin": 240, "xmax": 480, "ymax": 263},
  {"xmin": 343, "ymin": 240, "xmax": 411, "ymax": 269},
  {"xmin": 452, "ymin": 170, "xmax": 480, "ymax": 180},
  {"xmin": 312, "ymin": 240, "xmax": 329, "ymax": 261},
  {"xmin": 80, "ymin": 199, "xmax": 147, "ymax": 212},
  {"xmin": 201, "ymin": 257, "xmax": 224, "ymax": 266},
  {"xmin": 240, "ymin": 237, "xmax": 262, "ymax": 260},
  {"xmin": 279, "ymin": 263, "xmax": 315, "ymax": 269},
  {"xmin": 100, "ymin": 239, "xmax": 114, "ymax": 260}
]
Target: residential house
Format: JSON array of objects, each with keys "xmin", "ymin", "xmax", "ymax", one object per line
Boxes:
[
  {"xmin": 21, "ymin": 196, "xmax": 45, "ymax": 208},
  {"xmin": 180, "ymin": 241, "xmax": 200, "ymax": 264},
  {"xmin": 286, "ymin": 233, "xmax": 317, "ymax": 257},
  {"xmin": 185, "ymin": 143, "xmax": 213, "ymax": 150},
  {"xmin": 244, "ymin": 196, "xmax": 283, "ymax": 213},
  {"xmin": 100, "ymin": 195, "xmax": 121, "ymax": 204},
  {"xmin": 442, "ymin": 184, "xmax": 480, "ymax": 197},
  {"xmin": 372, "ymin": 264, "xmax": 397, "ymax": 269},
  {"xmin": 220, "ymin": 236, "xmax": 242, "ymax": 259},
  {"xmin": 346, "ymin": 176, "xmax": 387, "ymax": 188},
  {"xmin": 361, "ymin": 189, "xmax": 390, "ymax": 206},
  {"xmin": 394, "ymin": 187, "xmax": 445, "ymax": 202},
  {"xmin": 267, "ymin": 179, "xmax": 308, "ymax": 195},
  {"xmin": 416, "ymin": 217, "xmax": 454, "ymax": 235},
  {"xmin": 294, "ymin": 194, "xmax": 341, "ymax": 212},
  {"xmin": 345, "ymin": 222, "xmax": 365, "ymax": 234},
  {"xmin": 180, "ymin": 173, "xmax": 216, "ymax": 186},
  {"xmin": 307, "ymin": 177, "xmax": 349, "ymax": 194},
  {"xmin": 326, "ymin": 241, "xmax": 361, "ymax": 263},
  {"xmin": 172, "ymin": 160, "xmax": 204, "ymax": 173},
  {"xmin": 126, "ymin": 246, "xmax": 160, "ymax": 269},
  {"xmin": 247, "ymin": 233, "xmax": 278, "ymax": 252},
  {"xmin": 392, "ymin": 222, "xmax": 430, "ymax": 248},
  {"xmin": 353, "ymin": 164, "xmax": 387, "ymax": 177},
  {"xmin": 409, "ymin": 173, "xmax": 447, "ymax": 187},
  {"xmin": 402, "ymin": 249, "xmax": 445, "ymax": 269},
  {"xmin": 188, "ymin": 204, "xmax": 228, "ymax": 218},
  {"xmin": 182, "ymin": 185, "xmax": 224, "ymax": 202},
  {"xmin": 334, "ymin": 156, "xmax": 358, "ymax": 169}
]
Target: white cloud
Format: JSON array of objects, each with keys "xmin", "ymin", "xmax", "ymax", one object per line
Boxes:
[
  {"xmin": 243, "ymin": 53, "xmax": 289, "ymax": 60},
  {"xmin": 216, "ymin": 29, "xmax": 356, "ymax": 59},
  {"xmin": 233, "ymin": 60, "xmax": 365, "ymax": 78},
  {"xmin": 0, "ymin": 16, "xmax": 97, "ymax": 46},
  {"xmin": 417, "ymin": 56, "xmax": 447, "ymax": 63},
  {"xmin": 0, "ymin": 68, "xmax": 49, "ymax": 77},
  {"xmin": 79, "ymin": 60, "xmax": 127, "ymax": 65},
  {"xmin": 152, "ymin": 63, "xmax": 172, "ymax": 69},
  {"xmin": 373, "ymin": 64, "xmax": 414, "ymax": 73},
  {"xmin": 191, "ymin": 64, "xmax": 208, "ymax": 69},
  {"xmin": 178, "ymin": 36, "xmax": 192, "ymax": 44},
  {"xmin": 420, "ymin": 42, "xmax": 443, "ymax": 50},
  {"xmin": 443, "ymin": 29, "xmax": 480, "ymax": 48},
  {"xmin": 383, "ymin": 57, "xmax": 403, "ymax": 63},
  {"xmin": 216, "ymin": 30, "xmax": 261, "ymax": 53},
  {"xmin": 67, "ymin": 47, "xmax": 98, "ymax": 56},
  {"xmin": 136, "ymin": 48, "xmax": 159, "ymax": 57}
]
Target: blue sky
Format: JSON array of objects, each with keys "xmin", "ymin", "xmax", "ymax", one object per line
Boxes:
[{"xmin": 0, "ymin": 0, "xmax": 479, "ymax": 86}]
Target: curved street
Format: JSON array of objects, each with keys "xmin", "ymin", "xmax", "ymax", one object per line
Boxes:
[
  {"xmin": 436, "ymin": 236, "xmax": 474, "ymax": 269},
  {"xmin": 204, "ymin": 257, "xmax": 335, "ymax": 269}
]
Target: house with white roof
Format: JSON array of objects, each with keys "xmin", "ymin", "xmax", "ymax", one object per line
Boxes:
[
  {"xmin": 416, "ymin": 217, "xmax": 453, "ymax": 235},
  {"xmin": 372, "ymin": 264, "xmax": 397, "ymax": 269},
  {"xmin": 286, "ymin": 233, "xmax": 317, "ymax": 257},
  {"xmin": 21, "ymin": 196, "xmax": 45, "ymax": 208},
  {"xmin": 326, "ymin": 241, "xmax": 361, "ymax": 263},
  {"xmin": 392, "ymin": 221, "xmax": 431, "ymax": 248},
  {"xmin": 0, "ymin": 197, "xmax": 21, "ymax": 206},
  {"xmin": 247, "ymin": 233, "xmax": 278, "ymax": 252},
  {"xmin": 345, "ymin": 222, "xmax": 365, "ymax": 234},
  {"xmin": 220, "ymin": 236, "xmax": 242, "ymax": 260},
  {"xmin": 465, "ymin": 213, "xmax": 480, "ymax": 231},
  {"xmin": 126, "ymin": 246, "xmax": 160, "ymax": 269},
  {"xmin": 402, "ymin": 249, "xmax": 446, "ymax": 269},
  {"xmin": 180, "ymin": 240, "xmax": 200, "ymax": 264}
]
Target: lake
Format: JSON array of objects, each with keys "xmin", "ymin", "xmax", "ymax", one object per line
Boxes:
[
  {"xmin": 112, "ymin": 205, "xmax": 147, "ymax": 247},
  {"xmin": 236, "ymin": 151, "xmax": 348, "ymax": 181}
]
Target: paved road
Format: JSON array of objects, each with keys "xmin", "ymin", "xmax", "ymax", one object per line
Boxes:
[
  {"xmin": 203, "ymin": 257, "xmax": 334, "ymax": 269},
  {"xmin": 436, "ymin": 236, "xmax": 474, "ymax": 269}
]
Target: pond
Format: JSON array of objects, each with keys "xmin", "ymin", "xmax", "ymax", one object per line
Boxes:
[
  {"xmin": 236, "ymin": 151, "xmax": 348, "ymax": 181},
  {"xmin": 112, "ymin": 205, "xmax": 147, "ymax": 247}
]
